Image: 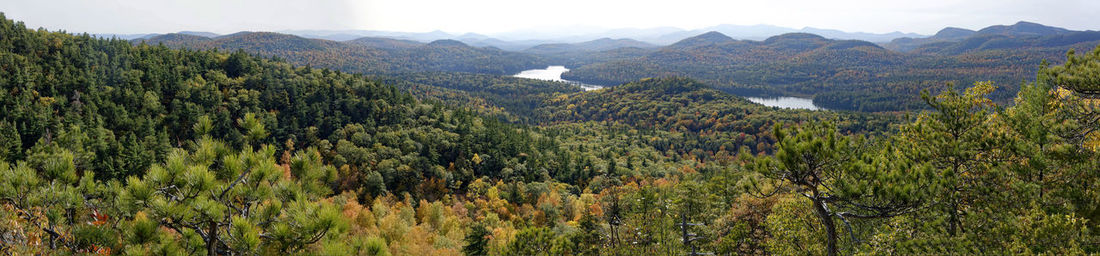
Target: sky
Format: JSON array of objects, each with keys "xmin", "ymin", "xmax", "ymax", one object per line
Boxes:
[{"xmin": 1, "ymin": 0, "xmax": 1098, "ymax": 36}]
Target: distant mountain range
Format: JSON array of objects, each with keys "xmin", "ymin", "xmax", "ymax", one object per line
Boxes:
[
  {"xmin": 98, "ymin": 21, "xmax": 1099, "ymax": 54},
  {"xmin": 523, "ymin": 38, "xmax": 658, "ymax": 55},
  {"xmin": 134, "ymin": 32, "xmax": 543, "ymax": 75},
  {"xmin": 130, "ymin": 20, "xmax": 1100, "ymax": 112},
  {"xmin": 883, "ymin": 21, "xmax": 1096, "ymax": 52},
  {"xmin": 99, "ymin": 23, "xmax": 927, "ymax": 50},
  {"xmin": 624, "ymin": 24, "xmax": 924, "ymax": 44},
  {"xmin": 557, "ymin": 21, "xmax": 1100, "ymax": 111},
  {"xmin": 487, "ymin": 24, "xmax": 925, "ymax": 45},
  {"xmin": 264, "ymin": 24, "xmax": 927, "ymax": 51}
]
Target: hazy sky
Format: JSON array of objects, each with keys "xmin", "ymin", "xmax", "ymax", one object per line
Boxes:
[{"xmin": 2, "ymin": 0, "xmax": 1097, "ymax": 35}]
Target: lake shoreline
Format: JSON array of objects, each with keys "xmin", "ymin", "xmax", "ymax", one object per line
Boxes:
[
  {"xmin": 743, "ymin": 96, "xmax": 826, "ymax": 110},
  {"xmin": 514, "ymin": 66, "xmax": 604, "ymax": 91}
]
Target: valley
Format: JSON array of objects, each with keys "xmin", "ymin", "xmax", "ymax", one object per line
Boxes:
[
  {"xmin": 742, "ymin": 96, "xmax": 824, "ymax": 110},
  {"xmin": 513, "ymin": 66, "xmax": 603, "ymax": 91},
  {"xmin": 128, "ymin": 21, "xmax": 1100, "ymax": 113},
  {"xmin": 1, "ymin": 4, "xmax": 1098, "ymax": 256}
]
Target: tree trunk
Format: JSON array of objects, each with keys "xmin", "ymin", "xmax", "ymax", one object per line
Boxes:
[
  {"xmin": 948, "ymin": 180, "xmax": 961, "ymax": 237},
  {"xmin": 812, "ymin": 199, "xmax": 838, "ymax": 256},
  {"xmin": 948, "ymin": 200, "xmax": 960, "ymax": 236},
  {"xmin": 208, "ymin": 221, "xmax": 218, "ymax": 256},
  {"xmin": 948, "ymin": 164, "xmax": 962, "ymax": 237}
]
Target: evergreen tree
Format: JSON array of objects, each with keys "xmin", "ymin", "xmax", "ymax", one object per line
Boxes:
[
  {"xmin": 462, "ymin": 224, "xmax": 490, "ymax": 256},
  {"xmin": 750, "ymin": 122, "xmax": 928, "ymax": 256},
  {"xmin": 898, "ymin": 82, "xmax": 1011, "ymax": 239}
]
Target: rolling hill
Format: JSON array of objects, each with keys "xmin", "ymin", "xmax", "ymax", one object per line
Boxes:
[
  {"xmin": 523, "ymin": 38, "xmax": 657, "ymax": 54},
  {"xmin": 886, "ymin": 21, "xmax": 1095, "ymax": 52},
  {"xmin": 137, "ymin": 32, "xmax": 544, "ymax": 75},
  {"xmin": 561, "ymin": 22, "xmax": 1100, "ymax": 111}
]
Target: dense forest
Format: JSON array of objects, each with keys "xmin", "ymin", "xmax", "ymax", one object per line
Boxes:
[
  {"xmin": 370, "ymin": 72, "xmax": 582, "ymax": 123},
  {"xmin": 537, "ymin": 77, "xmax": 897, "ymax": 155},
  {"xmin": 2, "ymin": 13, "xmax": 1100, "ymax": 256}
]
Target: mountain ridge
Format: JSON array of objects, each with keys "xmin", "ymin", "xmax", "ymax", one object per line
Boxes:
[
  {"xmin": 524, "ymin": 38, "xmax": 657, "ymax": 54},
  {"xmin": 134, "ymin": 31, "xmax": 543, "ymax": 75},
  {"xmin": 561, "ymin": 26, "xmax": 1100, "ymax": 111},
  {"xmin": 885, "ymin": 21, "xmax": 1088, "ymax": 52}
]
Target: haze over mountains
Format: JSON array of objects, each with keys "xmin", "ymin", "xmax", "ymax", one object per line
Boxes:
[
  {"xmin": 112, "ymin": 20, "xmax": 1094, "ymax": 55},
  {"xmin": 108, "ymin": 22, "xmax": 927, "ymax": 50}
]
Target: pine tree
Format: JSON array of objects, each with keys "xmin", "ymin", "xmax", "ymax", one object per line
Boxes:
[
  {"xmin": 462, "ymin": 224, "xmax": 490, "ymax": 256},
  {"xmin": 750, "ymin": 122, "xmax": 927, "ymax": 256},
  {"xmin": 898, "ymin": 82, "xmax": 1009, "ymax": 238},
  {"xmin": 503, "ymin": 227, "xmax": 553, "ymax": 256}
]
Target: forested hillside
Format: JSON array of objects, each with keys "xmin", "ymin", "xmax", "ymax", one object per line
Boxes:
[
  {"xmin": 2, "ymin": 13, "xmax": 1100, "ymax": 256},
  {"xmin": 523, "ymin": 38, "xmax": 657, "ymax": 55},
  {"xmin": 136, "ymin": 32, "xmax": 566, "ymax": 118},
  {"xmin": 371, "ymin": 72, "xmax": 582, "ymax": 123},
  {"xmin": 138, "ymin": 32, "xmax": 543, "ymax": 76},
  {"xmin": 134, "ymin": 21, "xmax": 1099, "ymax": 114},
  {"xmin": 538, "ymin": 77, "xmax": 897, "ymax": 155},
  {"xmin": 561, "ymin": 26, "xmax": 1100, "ymax": 111},
  {"xmin": 0, "ymin": 14, "xmax": 585, "ymax": 254}
]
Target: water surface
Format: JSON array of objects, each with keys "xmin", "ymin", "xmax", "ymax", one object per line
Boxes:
[
  {"xmin": 744, "ymin": 96, "xmax": 825, "ymax": 110},
  {"xmin": 517, "ymin": 67, "xmax": 825, "ymax": 110},
  {"xmin": 514, "ymin": 66, "xmax": 603, "ymax": 91}
]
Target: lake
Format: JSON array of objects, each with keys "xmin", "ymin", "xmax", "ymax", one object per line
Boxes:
[
  {"xmin": 744, "ymin": 96, "xmax": 826, "ymax": 110},
  {"xmin": 514, "ymin": 66, "xmax": 603, "ymax": 91},
  {"xmin": 515, "ymin": 66, "xmax": 824, "ymax": 110}
]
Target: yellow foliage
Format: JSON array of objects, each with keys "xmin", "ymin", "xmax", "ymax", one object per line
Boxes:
[
  {"xmin": 37, "ymin": 96, "xmax": 55, "ymax": 105},
  {"xmin": 1087, "ymin": 132, "xmax": 1100, "ymax": 151},
  {"xmin": 489, "ymin": 226, "xmax": 517, "ymax": 255},
  {"xmin": 471, "ymin": 153, "xmax": 482, "ymax": 165}
]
